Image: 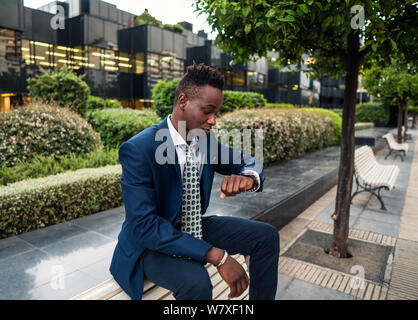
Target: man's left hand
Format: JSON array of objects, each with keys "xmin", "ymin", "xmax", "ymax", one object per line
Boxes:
[{"xmin": 220, "ymin": 174, "xmax": 254, "ymax": 199}]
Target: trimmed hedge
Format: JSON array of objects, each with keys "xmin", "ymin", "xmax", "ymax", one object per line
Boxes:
[
  {"xmin": 151, "ymin": 78, "xmax": 267, "ymax": 118},
  {"xmin": 214, "ymin": 108, "xmax": 335, "ymax": 164},
  {"xmin": 356, "ymin": 102, "xmax": 389, "ymax": 125},
  {"xmin": 27, "ymin": 66, "xmax": 90, "ymax": 115},
  {"xmin": 0, "ymin": 146, "xmax": 119, "ymax": 186},
  {"xmin": 87, "ymin": 108, "xmax": 161, "ymax": 148},
  {"xmin": 152, "ymin": 79, "xmax": 179, "ymax": 118},
  {"xmin": 79, "ymin": 96, "xmax": 122, "ymax": 116},
  {"xmin": 300, "ymin": 108, "xmax": 342, "ymax": 145},
  {"xmin": 0, "ymin": 165, "xmax": 122, "ymax": 239},
  {"xmin": 265, "ymin": 103, "xmax": 295, "ymax": 109},
  {"xmin": 0, "ymin": 102, "xmax": 101, "ymax": 167},
  {"xmin": 221, "ymin": 90, "xmax": 267, "ymax": 114}
]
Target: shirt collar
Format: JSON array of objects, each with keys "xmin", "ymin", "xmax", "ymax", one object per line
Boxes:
[{"xmin": 168, "ymin": 114, "xmax": 199, "ymax": 149}]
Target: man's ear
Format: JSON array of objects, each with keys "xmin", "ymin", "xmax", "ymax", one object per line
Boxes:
[{"xmin": 177, "ymin": 93, "xmax": 188, "ymax": 112}]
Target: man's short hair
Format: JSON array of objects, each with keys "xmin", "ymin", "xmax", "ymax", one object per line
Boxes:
[{"xmin": 174, "ymin": 62, "xmax": 224, "ymax": 105}]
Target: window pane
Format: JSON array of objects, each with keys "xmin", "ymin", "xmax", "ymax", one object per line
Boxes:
[{"xmin": 135, "ymin": 52, "xmax": 144, "ymax": 74}]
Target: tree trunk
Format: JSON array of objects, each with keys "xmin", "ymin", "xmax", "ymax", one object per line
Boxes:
[
  {"xmin": 403, "ymin": 98, "xmax": 409, "ymax": 142},
  {"xmin": 397, "ymin": 100, "xmax": 404, "ymax": 143},
  {"xmin": 413, "ymin": 113, "xmax": 416, "ymax": 129},
  {"xmin": 328, "ymin": 31, "xmax": 360, "ymax": 258}
]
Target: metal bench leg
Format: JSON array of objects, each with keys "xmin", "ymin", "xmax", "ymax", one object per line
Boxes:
[
  {"xmin": 384, "ymin": 150, "xmax": 392, "ymax": 160},
  {"xmin": 373, "ymin": 187, "xmax": 388, "ymax": 211}
]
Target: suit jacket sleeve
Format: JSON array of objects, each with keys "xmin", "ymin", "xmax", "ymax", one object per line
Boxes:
[
  {"xmin": 119, "ymin": 140, "xmax": 213, "ymax": 263},
  {"xmin": 213, "ymin": 140, "xmax": 264, "ymax": 192}
]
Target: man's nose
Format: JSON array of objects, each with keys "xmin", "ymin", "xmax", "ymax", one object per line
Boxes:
[{"xmin": 207, "ymin": 115, "xmax": 216, "ymax": 126}]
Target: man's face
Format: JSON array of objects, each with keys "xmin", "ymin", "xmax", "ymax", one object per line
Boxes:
[{"xmin": 181, "ymin": 85, "xmax": 223, "ymax": 136}]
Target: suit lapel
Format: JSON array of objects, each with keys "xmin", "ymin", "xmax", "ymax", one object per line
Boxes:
[{"xmin": 156, "ymin": 116, "xmax": 181, "ymax": 179}]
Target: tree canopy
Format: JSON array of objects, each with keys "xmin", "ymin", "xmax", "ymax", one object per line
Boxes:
[
  {"xmin": 195, "ymin": 0, "xmax": 417, "ymax": 76},
  {"xmin": 194, "ymin": 0, "xmax": 418, "ymax": 258}
]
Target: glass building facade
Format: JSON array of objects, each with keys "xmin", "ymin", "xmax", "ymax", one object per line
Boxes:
[
  {"xmin": 0, "ymin": 0, "xmax": 270, "ymax": 112},
  {"xmin": 265, "ymin": 67, "xmax": 320, "ymax": 107}
]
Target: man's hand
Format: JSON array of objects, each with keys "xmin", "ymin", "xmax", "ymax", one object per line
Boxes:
[
  {"xmin": 220, "ymin": 174, "xmax": 254, "ymax": 199},
  {"xmin": 204, "ymin": 247, "xmax": 249, "ymax": 298},
  {"xmin": 217, "ymin": 255, "xmax": 249, "ymax": 298}
]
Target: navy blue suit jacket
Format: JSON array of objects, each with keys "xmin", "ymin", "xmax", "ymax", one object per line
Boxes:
[{"xmin": 109, "ymin": 116, "xmax": 264, "ymax": 299}]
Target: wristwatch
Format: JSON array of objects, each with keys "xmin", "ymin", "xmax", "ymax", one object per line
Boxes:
[{"xmin": 241, "ymin": 173, "xmax": 258, "ymax": 192}]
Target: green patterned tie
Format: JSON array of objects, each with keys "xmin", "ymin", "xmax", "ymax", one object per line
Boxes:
[{"xmin": 181, "ymin": 146, "xmax": 202, "ymax": 239}]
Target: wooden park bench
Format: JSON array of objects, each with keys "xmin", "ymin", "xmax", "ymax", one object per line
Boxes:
[
  {"xmin": 71, "ymin": 254, "xmax": 249, "ymax": 300},
  {"xmin": 351, "ymin": 145, "xmax": 399, "ymax": 210},
  {"xmin": 383, "ymin": 133, "xmax": 409, "ymax": 161}
]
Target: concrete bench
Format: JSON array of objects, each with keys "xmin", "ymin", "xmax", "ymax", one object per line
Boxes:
[
  {"xmin": 351, "ymin": 145, "xmax": 399, "ymax": 210},
  {"xmin": 71, "ymin": 254, "xmax": 249, "ymax": 300},
  {"xmin": 383, "ymin": 133, "xmax": 409, "ymax": 161}
]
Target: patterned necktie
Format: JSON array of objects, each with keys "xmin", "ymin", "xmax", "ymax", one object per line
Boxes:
[{"xmin": 181, "ymin": 145, "xmax": 203, "ymax": 239}]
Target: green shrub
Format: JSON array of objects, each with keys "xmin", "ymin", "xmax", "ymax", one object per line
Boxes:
[
  {"xmin": 265, "ymin": 103, "xmax": 295, "ymax": 109},
  {"xmin": 214, "ymin": 108, "xmax": 335, "ymax": 164},
  {"xmin": 330, "ymin": 108, "xmax": 343, "ymax": 118},
  {"xmin": 355, "ymin": 122, "xmax": 375, "ymax": 131},
  {"xmin": 356, "ymin": 102, "xmax": 389, "ymax": 125},
  {"xmin": 80, "ymin": 96, "xmax": 122, "ymax": 115},
  {"xmin": 151, "ymin": 78, "xmax": 267, "ymax": 117},
  {"xmin": 0, "ymin": 102, "xmax": 101, "ymax": 167},
  {"xmin": 27, "ymin": 66, "xmax": 90, "ymax": 115},
  {"xmin": 152, "ymin": 78, "xmax": 179, "ymax": 118},
  {"xmin": 222, "ymin": 91, "xmax": 267, "ymax": 114},
  {"xmin": 0, "ymin": 165, "xmax": 122, "ymax": 239},
  {"xmin": 300, "ymin": 108, "xmax": 342, "ymax": 145},
  {"xmin": 87, "ymin": 108, "xmax": 161, "ymax": 148},
  {"xmin": 0, "ymin": 146, "xmax": 118, "ymax": 186},
  {"xmin": 162, "ymin": 23, "xmax": 184, "ymax": 33}
]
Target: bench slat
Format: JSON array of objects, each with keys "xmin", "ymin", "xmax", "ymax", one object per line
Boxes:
[{"xmin": 72, "ymin": 254, "xmax": 248, "ymax": 300}]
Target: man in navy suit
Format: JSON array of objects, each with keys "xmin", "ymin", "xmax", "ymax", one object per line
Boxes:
[{"xmin": 110, "ymin": 63, "xmax": 280, "ymax": 300}]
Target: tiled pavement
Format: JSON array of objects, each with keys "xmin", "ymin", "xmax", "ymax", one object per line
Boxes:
[
  {"xmin": 1, "ymin": 128, "xmax": 417, "ymax": 300},
  {"xmin": 275, "ymin": 129, "xmax": 417, "ymax": 300},
  {"xmin": 0, "ymin": 141, "xmax": 341, "ymax": 300}
]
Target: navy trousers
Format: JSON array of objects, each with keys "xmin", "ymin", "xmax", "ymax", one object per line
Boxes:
[{"xmin": 142, "ymin": 215, "xmax": 280, "ymax": 300}]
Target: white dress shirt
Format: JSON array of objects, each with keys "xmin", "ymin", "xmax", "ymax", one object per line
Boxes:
[{"xmin": 167, "ymin": 115, "xmax": 260, "ymax": 191}]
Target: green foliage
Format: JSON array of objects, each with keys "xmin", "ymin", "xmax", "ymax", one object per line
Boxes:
[
  {"xmin": 152, "ymin": 78, "xmax": 179, "ymax": 118},
  {"xmin": 27, "ymin": 66, "xmax": 90, "ymax": 114},
  {"xmin": 86, "ymin": 108, "xmax": 161, "ymax": 148},
  {"xmin": 162, "ymin": 23, "xmax": 184, "ymax": 34},
  {"xmin": 0, "ymin": 146, "xmax": 118, "ymax": 186},
  {"xmin": 355, "ymin": 102, "xmax": 390, "ymax": 125},
  {"xmin": 195, "ymin": 0, "xmax": 417, "ymax": 77},
  {"xmin": 330, "ymin": 108, "xmax": 343, "ymax": 118},
  {"xmin": 300, "ymin": 108, "xmax": 342, "ymax": 144},
  {"xmin": 214, "ymin": 108, "xmax": 335, "ymax": 164},
  {"xmin": 151, "ymin": 79, "xmax": 267, "ymax": 117},
  {"xmin": 135, "ymin": 9, "xmax": 184, "ymax": 33},
  {"xmin": 0, "ymin": 102, "xmax": 101, "ymax": 167},
  {"xmin": 0, "ymin": 165, "xmax": 122, "ymax": 239},
  {"xmin": 80, "ymin": 96, "xmax": 122, "ymax": 116},
  {"xmin": 265, "ymin": 103, "xmax": 295, "ymax": 109},
  {"xmin": 135, "ymin": 9, "xmax": 162, "ymax": 27},
  {"xmin": 362, "ymin": 63, "xmax": 418, "ymax": 108},
  {"xmin": 220, "ymin": 90, "xmax": 267, "ymax": 114},
  {"xmin": 409, "ymin": 105, "xmax": 418, "ymax": 115}
]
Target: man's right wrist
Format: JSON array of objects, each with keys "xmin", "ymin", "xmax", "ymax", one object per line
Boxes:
[{"xmin": 204, "ymin": 247, "xmax": 225, "ymax": 265}]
